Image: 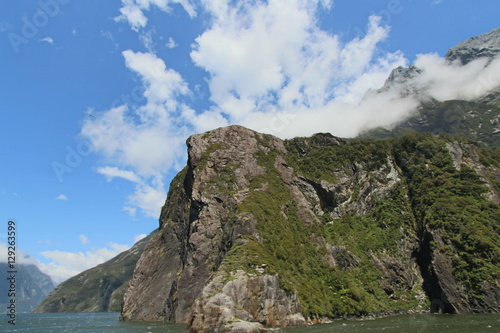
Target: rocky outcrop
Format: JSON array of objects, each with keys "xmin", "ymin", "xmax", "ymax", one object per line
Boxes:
[
  {"xmin": 189, "ymin": 270, "xmax": 305, "ymax": 332},
  {"xmin": 446, "ymin": 141, "xmax": 500, "ymax": 203},
  {"xmin": 34, "ymin": 231, "xmax": 155, "ymax": 313},
  {"xmin": 121, "ymin": 126, "xmax": 284, "ymax": 325},
  {"xmin": 121, "ymin": 125, "xmax": 499, "ymax": 332},
  {"xmin": 445, "ymin": 27, "xmax": 500, "ymax": 65}
]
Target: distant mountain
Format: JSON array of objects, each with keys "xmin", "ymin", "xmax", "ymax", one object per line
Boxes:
[
  {"xmin": 360, "ymin": 27, "xmax": 500, "ymax": 148},
  {"xmin": 358, "ymin": 99, "xmax": 500, "ymax": 149},
  {"xmin": 34, "ymin": 231, "xmax": 157, "ymax": 313},
  {"xmin": 0, "ymin": 263, "xmax": 55, "ymax": 313}
]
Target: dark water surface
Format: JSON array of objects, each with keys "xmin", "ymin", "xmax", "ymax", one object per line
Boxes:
[{"xmin": 1, "ymin": 312, "xmax": 499, "ymax": 332}]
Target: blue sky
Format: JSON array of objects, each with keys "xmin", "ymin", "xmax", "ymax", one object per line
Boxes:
[{"xmin": 0, "ymin": 0, "xmax": 499, "ymax": 284}]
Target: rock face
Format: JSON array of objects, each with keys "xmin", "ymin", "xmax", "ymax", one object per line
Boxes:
[
  {"xmin": 446, "ymin": 27, "xmax": 500, "ymax": 65},
  {"xmin": 34, "ymin": 231, "xmax": 156, "ymax": 313},
  {"xmin": 121, "ymin": 125, "xmax": 500, "ymax": 332},
  {"xmin": 190, "ymin": 270, "xmax": 305, "ymax": 332},
  {"xmin": 121, "ymin": 126, "xmax": 301, "ymax": 328}
]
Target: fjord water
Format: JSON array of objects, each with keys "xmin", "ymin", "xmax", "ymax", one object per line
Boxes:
[{"xmin": 2, "ymin": 312, "xmax": 499, "ymax": 332}]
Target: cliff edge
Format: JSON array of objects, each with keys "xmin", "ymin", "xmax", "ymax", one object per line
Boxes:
[{"xmin": 121, "ymin": 125, "xmax": 500, "ymax": 332}]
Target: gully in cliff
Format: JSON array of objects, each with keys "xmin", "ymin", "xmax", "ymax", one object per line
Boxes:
[{"xmin": 120, "ymin": 125, "xmax": 499, "ymax": 332}]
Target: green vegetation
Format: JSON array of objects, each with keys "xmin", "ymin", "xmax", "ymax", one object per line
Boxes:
[
  {"xmin": 217, "ymin": 132, "xmax": 499, "ymax": 318},
  {"xmin": 285, "ymin": 137, "xmax": 391, "ymax": 183},
  {"xmin": 393, "ymin": 134, "xmax": 500, "ymax": 301},
  {"xmin": 359, "ymin": 100, "xmax": 500, "ymax": 150}
]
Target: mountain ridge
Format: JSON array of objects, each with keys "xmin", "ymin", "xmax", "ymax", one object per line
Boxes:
[
  {"xmin": 120, "ymin": 125, "xmax": 499, "ymax": 332},
  {"xmin": 361, "ymin": 27, "xmax": 500, "ymax": 149}
]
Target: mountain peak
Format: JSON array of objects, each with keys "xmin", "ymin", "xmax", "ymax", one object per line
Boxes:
[{"xmin": 445, "ymin": 27, "xmax": 500, "ymax": 64}]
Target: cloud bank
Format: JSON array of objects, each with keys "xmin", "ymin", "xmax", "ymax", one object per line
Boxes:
[
  {"xmin": 39, "ymin": 242, "xmax": 130, "ymax": 284},
  {"xmin": 84, "ymin": 0, "xmax": 500, "ymax": 218}
]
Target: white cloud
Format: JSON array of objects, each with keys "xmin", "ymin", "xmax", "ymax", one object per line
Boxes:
[
  {"xmin": 166, "ymin": 37, "xmax": 177, "ymax": 49},
  {"xmin": 39, "ymin": 37, "xmax": 54, "ymax": 45},
  {"xmin": 122, "ymin": 50, "xmax": 189, "ymax": 112},
  {"xmin": 56, "ymin": 194, "xmax": 68, "ymax": 201},
  {"xmin": 0, "ymin": 243, "xmax": 39, "ymax": 266},
  {"xmin": 123, "ymin": 206, "xmax": 137, "ymax": 216},
  {"xmin": 97, "ymin": 166, "xmax": 141, "ymax": 183},
  {"xmin": 116, "ymin": 0, "xmax": 196, "ymax": 31},
  {"xmin": 128, "ymin": 180, "xmax": 167, "ymax": 218},
  {"xmin": 79, "ymin": 234, "xmax": 90, "ymax": 245},
  {"xmin": 190, "ymin": 1, "xmax": 408, "ymax": 134},
  {"xmin": 84, "ymin": 0, "xmax": 411, "ymax": 218},
  {"xmin": 81, "ymin": 50, "xmax": 190, "ymax": 217},
  {"xmin": 38, "ymin": 242, "xmax": 131, "ymax": 284},
  {"xmin": 89, "ymin": 0, "xmax": 500, "ymax": 221},
  {"xmin": 133, "ymin": 234, "xmax": 147, "ymax": 243},
  {"xmin": 412, "ymin": 53, "xmax": 500, "ymax": 101},
  {"xmin": 139, "ymin": 29, "xmax": 156, "ymax": 53}
]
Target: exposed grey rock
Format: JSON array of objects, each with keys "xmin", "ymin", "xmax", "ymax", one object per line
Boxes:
[
  {"xmin": 298, "ymin": 157, "xmax": 401, "ymax": 219},
  {"xmin": 189, "ymin": 270, "xmax": 304, "ymax": 332},
  {"xmin": 121, "ymin": 126, "xmax": 285, "ymax": 326},
  {"xmin": 446, "ymin": 141, "xmax": 500, "ymax": 204},
  {"xmin": 446, "ymin": 27, "xmax": 500, "ymax": 65}
]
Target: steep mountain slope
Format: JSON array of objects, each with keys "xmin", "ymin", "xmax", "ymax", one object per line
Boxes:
[
  {"xmin": 121, "ymin": 125, "xmax": 499, "ymax": 332},
  {"xmin": 446, "ymin": 27, "xmax": 500, "ymax": 65},
  {"xmin": 359, "ymin": 99, "xmax": 500, "ymax": 149},
  {"xmin": 0, "ymin": 263, "xmax": 55, "ymax": 313},
  {"xmin": 360, "ymin": 27, "xmax": 500, "ymax": 148},
  {"xmin": 34, "ymin": 231, "xmax": 156, "ymax": 313}
]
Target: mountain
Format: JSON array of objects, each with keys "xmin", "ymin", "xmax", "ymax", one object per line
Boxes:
[
  {"xmin": 0, "ymin": 263, "xmax": 55, "ymax": 313},
  {"xmin": 120, "ymin": 125, "xmax": 499, "ymax": 332},
  {"xmin": 360, "ymin": 27, "xmax": 500, "ymax": 148},
  {"xmin": 445, "ymin": 27, "xmax": 500, "ymax": 65},
  {"xmin": 34, "ymin": 231, "xmax": 156, "ymax": 313},
  {"xmin": 35, "ymin": 28, "xmax": 500, "ymax": 331}
]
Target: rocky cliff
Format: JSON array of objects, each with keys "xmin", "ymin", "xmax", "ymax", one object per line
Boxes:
[
  {"xmin": 34, "ymin": 231, "xmax": 156, "ymax": 313},
  {"xmin": 121, "ymin": 125, "xmax": 500, "ymax": 332}
]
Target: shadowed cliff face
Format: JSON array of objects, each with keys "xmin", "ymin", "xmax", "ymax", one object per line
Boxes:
[
  {"xmin": 121, "ymin": 125, "xmax": 500, "ymax": 332},
  {"xmin": 121, "ymin": 126, "xmax": 277, "ymax": 323}
]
